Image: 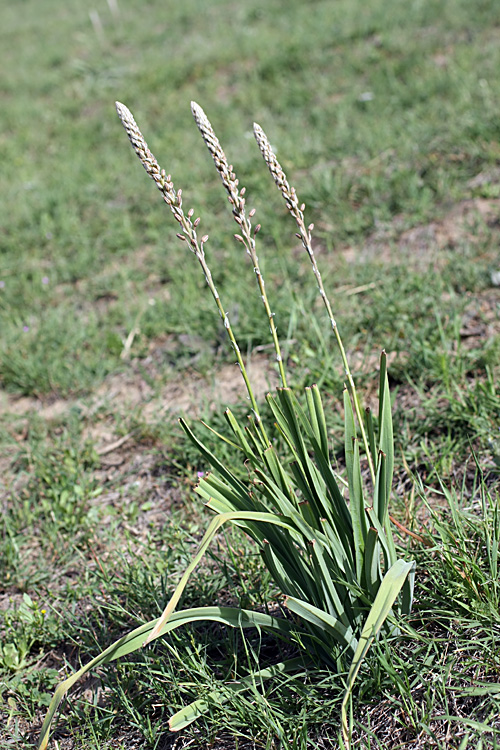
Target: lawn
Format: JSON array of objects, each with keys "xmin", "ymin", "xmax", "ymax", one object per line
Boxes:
[{"xmin": 1, "ymin": 0, "xmax": 500, "ymax": 748}]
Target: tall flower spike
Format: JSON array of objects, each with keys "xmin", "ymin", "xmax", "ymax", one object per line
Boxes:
[
  {"xmin": 190, "ymin": 102, "xmax": 242, "ymax": 211},
  {"xmin": 253, "ymin": 124, "xmax": 301, "ymax": 219},
  {"xmin": 115, "ymin": 102, "xmax": 167, "ymax": 192},
  {"xmin": 115, "ymin": 101, "xmax": 194, "ymax": 243},
  {"xmin": 115, "ymin": 101, "xmax": 268, "ymax": 447},
  {"xmin": 191, "ymin": 102, "xmax": 288, "ymax": 388},
  {"xmin": 253, "ymin": 121, "xmax": 376, "ymax": 485}
]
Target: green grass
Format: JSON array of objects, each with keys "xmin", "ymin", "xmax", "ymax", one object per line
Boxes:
[{"xmin": 1, "ymin": 0, "xmax": 499, "ymax": 747}]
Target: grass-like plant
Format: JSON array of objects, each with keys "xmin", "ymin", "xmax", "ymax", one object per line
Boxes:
[{"xmin": 38, "ymin": 103, "xmax": 415, "ymax": 749}]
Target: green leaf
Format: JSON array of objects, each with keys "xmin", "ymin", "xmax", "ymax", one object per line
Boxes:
[
  {"xmin": 341, "ymin": 558, "xmax": 415, "ymax": 748},
  {"xmin": 266, "ymin": 392, "xmax": 301, "ymax": 459},
  {"xmin": 308, "ymin": 384, "xmax": 329, "ymax": 459},
  {"xmin": 200, "ymin": 418, "xmax": 242, "ymax": 452},
  {"xmin": 266, "ymin": 389, "xmax": 352, "ymax": 552},
  {"xmin": 38, "ymin": 607, "xmax": 293, "ymax": 750},
  {"xmin": 286, "ymin": 596, "xmax": 356, "ymax": 652},
  {"xmin": 180, "ymin": 418, "xmax": 250, "ymax": 501},
  {"xmin": 260, "ymin": 446, "xmax": 297, "ymax": 507},
  {"xmin": 273, "ymin": 390, "xmax": 325, "ymax": 514},
  {"xmin": 199, "ymin": 473, "xmax": 269, "ymax": 520},
  {"xmin": 319, "ymin": 519, "xmax": 358, "ymax": 588},
  {"xmin": 363, "ymin": 526, "xmax": 381, "ymax": 599},
  {"xmin": 364, "ymin": 407, "xmax": 377, "ymax": 468},
  {"xmin": 349, "ymin": 436, "xmax": 366, "ymax": 581},
  {"xmin": 224, "ymin": 408, "xmax": 261, "ymax": 462},
  {"xmin": 145, "ymin": 510, "xmax": 298, "ymax": 646},
  {"xmin": 373, "ymin": 449, "xmax": 388, "ymax": 525},
  {"xmin": 277, "ymin": 387, "xmax": 317, "ymax": 447},
  {"xmin": 306, "ymin": 385, "xmax": 321, "ymax": 448},
  {"xmin": 400, "ymin": 559, "xmax": 416, "ymax": 615},
  {"xmin": 447, "ymin": 683, "xmax": 500, "ymax": 696},
  {"xmin": 261, "ymin": 539, "xmax": 311, "ymax": 599},
  {"xmin": 343, "ymin": 388, "xmax": 356, "ymax": 493},
  {"xmin": 432, "ymin": 715, "xmax": 500, "ymax": 734},
  {"xmin": 308, "ymin": 441, "xmax": 353, "ymax": 544},
  {"xmin": 309, "ymin": 539, "xmax": 356, "ymax": 629},
  {"xmin": 365, "ymin": 505, "xmax": 396, "ymax": 570},
  {"xmin": 304, "ymin": 384, "xmax": 330, "ymax": 467},
  {"xmin": 377, "ymin": 351, "xmax": 394, "ymax": 508}
]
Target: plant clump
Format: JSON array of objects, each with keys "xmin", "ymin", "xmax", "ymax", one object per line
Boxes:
[{"xmin": 38, "ymin": 102, "xmax": 416, "ymax": 750}]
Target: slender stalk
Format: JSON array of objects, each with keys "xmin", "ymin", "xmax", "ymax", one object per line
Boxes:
[
  {"xmin": 253, "ymin": 122, "xmax": 376, "ymax": 485},
  {"xmin": 191, "ymin": 102, "xmax": 288, "ymax": 389},
  {"xmin": 115, "ymin": 102, "xmax": 269, "ymax": 445}
]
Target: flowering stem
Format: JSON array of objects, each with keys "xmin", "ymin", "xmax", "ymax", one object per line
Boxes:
[
  {"xmin": 191, "ymin": 102, "xmax": 288, "ymax": 389},
  {"xmin": 253, "ymin": 122, "xmax": 376, "ymax": 485},
  {"xmin": 115, "ymin": 101, "xmax": 270, "ymax": 447}
]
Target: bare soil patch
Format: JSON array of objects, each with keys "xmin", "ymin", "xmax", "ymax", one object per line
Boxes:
[
  {"xmin": 343, "ymin": 196, "xmax": 500, "ymax": 266},
  {"xmin": 0, "ymin": 353, "xmax": 272, "ymax": 426}
]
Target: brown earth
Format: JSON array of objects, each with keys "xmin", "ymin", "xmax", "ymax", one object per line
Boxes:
[{"xmin": 343, "ymin": 195, "xmax": 500, "ymax": 265}]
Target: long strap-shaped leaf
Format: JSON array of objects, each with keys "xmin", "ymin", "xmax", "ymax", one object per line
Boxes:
[
  {"xmin": 285, "ymin": 596, "xmax": 356, "ymax": 652},
  {"xmin": 261, "ymin": 445, "xmax": 298, "ymax": 506},
  {"xmin": 224, "ymin": 408, "xmax": 261, "ymax": 461},
  {"xmin": 340, "ymin": 558, "xmax": 416, "ymax": 748},
  {"xmin": 145, "ymin": 510, "xmax": 297, "ymax": 645},
  {"xmin": 269, "ymin": 387, "xmax": 352, "ymax": 538},
  {"xmin": 378, "ymin": 351, "xmax": 394, "ymax": 515},
  {"xmin": 179, "ymin": 417, "xmax": 253, "ymax": 501},
  {"xmin": 261, "ymin": 539, "xmax": 312, "ymax": 600},
  {"xmin": 306, "ymin": 384, "xmax": 329, "ymax": 458},
  {"xmin": 271, "ymin": 389, "xmax": 355, "ymax": 571},
  {"xmin": 266, "ymin": 390, "xmax": 351, "ymax": 550},
  {"xmin": 37, "ymin": 606, "xmax": 294, "ymax": 750}
]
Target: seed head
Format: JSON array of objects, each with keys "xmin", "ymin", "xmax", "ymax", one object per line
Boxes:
[
  {"xmin": 115, "ymin": 102, "xmax": 165, "ymax": 192},
  {"xmin": 253, "ymin": 123, "xmax": 300, "ymax": 218},
  {"xmin": 190, "ymin": 101, "xmax": 242, "ymax": 210},
  {"xmin": 116, "ymin": 101, "xmax": 201, "ymax": 256}
]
